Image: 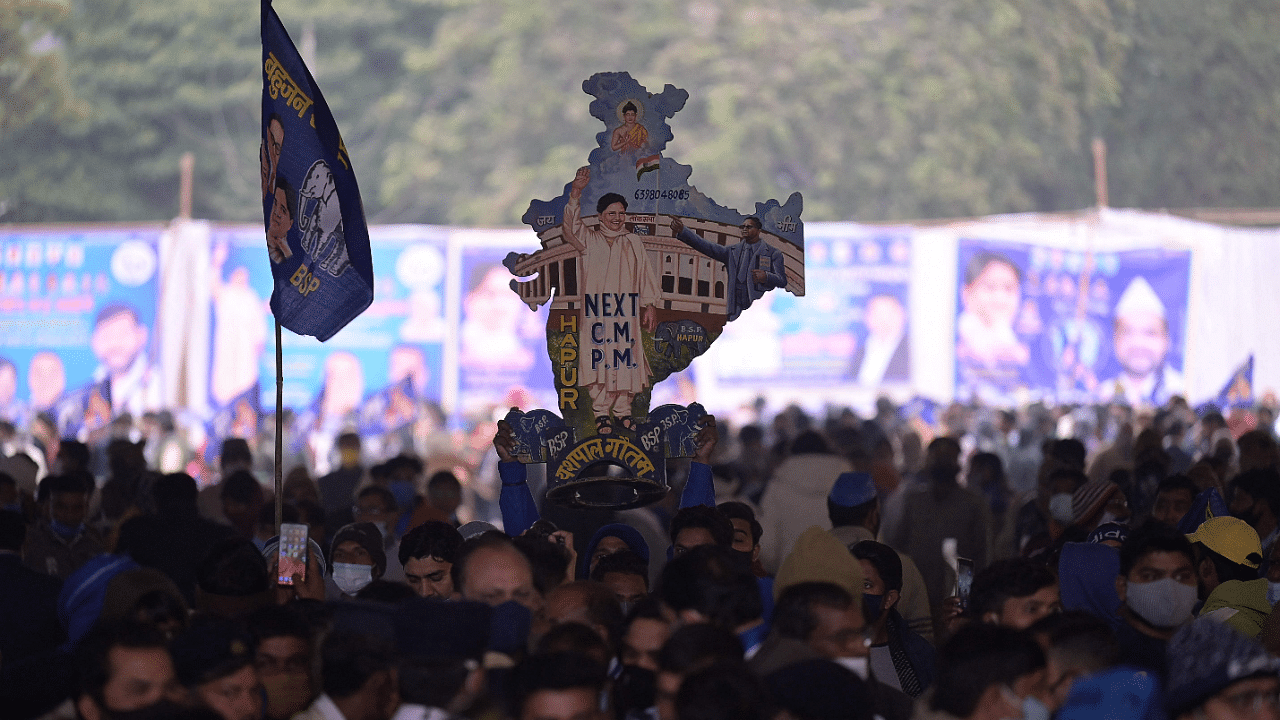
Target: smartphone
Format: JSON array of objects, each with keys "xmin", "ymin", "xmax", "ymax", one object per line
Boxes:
[
  {"xmin": 278, "ymin": 523, "xmax": 309, "ymax": 586},
  {"xmin": 955, "ymin": 556, "xmax": 974, "ymax": 611}
]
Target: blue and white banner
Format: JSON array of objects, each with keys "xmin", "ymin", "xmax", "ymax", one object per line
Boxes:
[
  {"xmin": 955, "ymin": 240, "xmax": 1191, "ymax": 406},
  {"xmin": 0, "ymin": 227, "xmax": 162, "ymax": 432},
  {"xmin": 260, "ymin": 0, "xmax": 373, "ymax": 341}
]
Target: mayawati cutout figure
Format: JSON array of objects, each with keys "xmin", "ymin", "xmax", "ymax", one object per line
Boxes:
[{"xmin": 560, "ymin": 166, "xmax": 659, "ymax": 434}]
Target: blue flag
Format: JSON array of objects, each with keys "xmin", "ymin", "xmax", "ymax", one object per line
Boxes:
[
  {"xmin": 260, "ymin": 0, "xmax": 373, "ymax": 341},
  {"xmin": 1215, "ymin": 354, "xmax": 1254, "ymax": 410}
]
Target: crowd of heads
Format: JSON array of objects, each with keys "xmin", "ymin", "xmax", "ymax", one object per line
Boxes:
[{"xmin": 2, "ymin": 392, "xmax": 1280, "ymax": 719}]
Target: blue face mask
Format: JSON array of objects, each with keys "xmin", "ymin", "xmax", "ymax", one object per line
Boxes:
[
  {"xmin": 388, "ymin": 480, "xmax": 415, "ymax": 510},
  {"xmin": 49, "ymin": 518, "xmax": 83, "ymax": 540},
  {"xmin": 863, "ymin": 593, "xmax": 884, "ymax": 624}
]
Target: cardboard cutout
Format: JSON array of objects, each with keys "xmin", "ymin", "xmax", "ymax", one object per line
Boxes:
[{"xmin": 504, "ymin": 72, "xmax": 804, "ymax": 508}]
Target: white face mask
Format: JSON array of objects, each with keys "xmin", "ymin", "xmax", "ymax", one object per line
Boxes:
[
  {"xmin": 332, "ymin": 562, "xmax": 374, "ymax": 596},
  {"xmin": 834, "ymin": 656, "xmax": 868, "ymax": 680},
  {"xmin": 1126, "ymin": 577, "xmax": 1198, "ymax": 628},
  {"xmin": 1267, "ymin": 581, "xmax": 1280, "ymax": 607},
  {"xmin": 1049, "ymin": 493, "xmax": 1075, "ymax": 524}
]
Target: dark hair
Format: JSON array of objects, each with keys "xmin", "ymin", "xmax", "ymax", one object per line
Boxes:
[
  {"xmin": 385, "ymin": 454, "xmax": 424, "ymax": 478},
  {"xmin": 513, "ymin": 533, "xmax": 572, "ymax": 593},
  {"xmin": 621, "ymin": 101, "xmax": 638, "ymax": 114},
  {"xmin": 742, "ymin": 216, "xmax": 762, "ymax": 230},
  {"xmin": 625, "ymin": 595, "xmax": 667, "ymax": 626},
  {"xmin": 399, "ymin": 520, "xmax": 463, "ymax": 567},
  {"xmin": 590, "ymin": 548, "xmax": 649, "ymax": 588},
  {"xmin": 1026, "ymin": 611, "xmax": 1119, "ymax": 673},
  {"xmin": 273, "ymin": 176, "xmax": 297, "ymax": 220},
  {"xmin": 247, "ymin": 604, "xmax": 313, "ymax": 644},
  {"xmin": 427, "ymin": 471, "xmax": 461, "ymax": 498},
  {"xmin": 677, "ymin": 661, "xmax": 775, "ymax": 720},
  {"xmin": 970, "ymin": 558, "xmax": 1056, "ymax": 620},
  {"xmin": 536, "ymin": 621, "xmax": 611, "ymax": 661},
  {"xmin": 57, "ymin": 441, "xmax": 92, "ymax": 472},
  {"xmin": 790, "ymin": 430, "xmax": 831, "ymax": 455},
  {"xmin": 219, "ymin": 439, "xmax": 253, "ymax": 470},
  {"xmin": 1119, "ymin": 524, "xmax": 1195, "ymax": 577},
  {"xmin": 738, "ymin": 425, "xmax": 764, "ymax": 446},
  {"xmin": 259, "ymin": 501, "xmax": 300, "ymax": 526},
  {"xmin": 511, "ymin": 652, "xmax": 607, "ymax": 717},
  {"xmin": 596, "ymin": 192, "xmax": 628, "ymax": 215},
  {"xmin": 0, "ymin": 509, "xmax": 26, "ymax": 552},
  {"xmin": 335, "ymin": 432, "xmax": 362, "ymax": 452},
  {"xmin": 153, "ymin": 472, "xmax": 199, "ymax": 509},
  {"xmin": 828, "ymin": 497, "xmax": 877, "ymax": 529},
  {"xmin": 42, "ymin": 472, "xmax": 93, "ymax": 497},
  {"xmin": 716, "ymin": 501, "xmax": 762, "ymax": 545},
  {"xmin": 670, "ymin": 505, "xmax": 734, "ymax": 548},
  {"xmin": 1233, "ymin": 468, "xmax": 1280, "ymax": 517},
  {"xmin": 220, "ymin": 470, "xmax": 262, "ymax": 504},
  {"xmin": 773, "ymin": 581, "xmax": 854, "ymax": 641},
  {"xmin": 659, "ymin": 545, "xmax": 762, "ymax": 629},
  {"xmin": 77, "ymin": 622, "xmax": 170, "ymax": 701},
  {"xmin": 657, "ymin": 624, "xmax": 743, "ymax": 673},
  {"xmin": 321, "ymin": 630, "xmax": 396, "ymax": 700},
  {"xmin": 1047, "ymin": 439, "xmax": 1087, "ymax": 470},
  {"xmin": 930, "ymin": 624, "xmax": 1045, "ymax": 717},
  {"xmin": 399, "ymin": 656, "xmax": 469, "ymax": 709},
  {"xmin": 357, "ymin": 485, "xmax": 399, "ymax": 513},
  {"xmin": 93, "ymin": 302, "xmax": 141, "ymax": 329},
  {"xmin": 969, "ymin": 452, "xmax": 1006, "ymax": 487},
  {"xmin": 357, "ymin": 579, "xmax": 418, "ymax": 604},
  {"xmin": 851, "ymin": 541, "xmax": 903, "ymax": 593},
  {"xmin": 196, "ymin": 537, "xmax": 270, "ymax": 597},
  {"xmin": 963, "ymin": 251, "xmax": 1022, "ymax": 287},
  {"xmin": 1156, "ymin": 475, "xmax": 1199, "ymax": 500}
]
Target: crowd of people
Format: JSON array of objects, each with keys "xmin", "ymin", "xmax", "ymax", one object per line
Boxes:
[{"xmin": 2, "ymin": 393, "xmax": 1280, "ymax": 720}]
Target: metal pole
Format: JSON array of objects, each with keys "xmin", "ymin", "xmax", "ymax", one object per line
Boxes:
[{"xmin": 274, "ymin": 320, "xmax": 284, "ymax": 533}]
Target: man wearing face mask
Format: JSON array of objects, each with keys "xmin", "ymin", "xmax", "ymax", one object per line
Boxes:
[
  {"xmin": 1189, "ymin": 517, "xmax": 1269, "ymax": 638},
  {"xmin": 852, "ymin": 541, "xmax": 936, "ymax": 699},
  {"xmin": 828, "ymin": 472, "xmax": 934, "ymax": 643},
  {"xmin": 24, "ymin": 472, "xmax": 104, "ymax": 580},
  {"xmin": 914, "ymin": 624, "xmax": 1047, "ymax": 720},
  {"xmin": 248, "ymin": 605, "xmax": 318, "ymax": 720},
  {"xmin": 329, "ymin": 522, "xmax": 387, "ymax": 598},
  {"xmin": 354, "ymin": 486, "xmax": 405, "ymax": 581},
  {"xmin": 74, "ymin": 622, "xmax": 187, "ymax": 720},
  {"xmin": 1113, "ymin": 525, "xmax": 1199, "ymax": 679}
]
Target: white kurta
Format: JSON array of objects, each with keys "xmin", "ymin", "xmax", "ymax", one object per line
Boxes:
[{"xmin": 562, "ymin": 196, "xmax": 659, "ymax": 394}]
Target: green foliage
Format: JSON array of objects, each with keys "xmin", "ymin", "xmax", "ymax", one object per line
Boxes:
[
  {"xmin": 0, "ymin": 0, "xmax": 81, "ymax": 134},
  {"xmin": 1, "ymin": 0, "xmax": 1277, "ymax": 223}
]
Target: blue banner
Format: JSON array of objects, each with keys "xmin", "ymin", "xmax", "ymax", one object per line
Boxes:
[
  {"xmin": 209, "ymin": 225, "xmax": 445, "ymax": 426},
  {"xmin": 955, "ymin": 240, "xmax": 1191, "ymax": 406},
  {"xmin": 0, "ymin": 227, "xmax": 162, "ymax": 431},
  {"xmin": 458, "ymin": 245, "xmax": 555, "ymax": 412},
  {"xmin": 260, "ymin": 0, "xmax": 373, "ymax": 341},
  {"xmin": 710, "ymin": 227, "xmax": 910, "ymax": 387}
]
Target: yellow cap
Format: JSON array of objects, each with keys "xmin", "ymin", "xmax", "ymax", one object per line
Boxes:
[{"xmin": 1186, "ymin": 516, "xmax": 1263, "ymax": 569}]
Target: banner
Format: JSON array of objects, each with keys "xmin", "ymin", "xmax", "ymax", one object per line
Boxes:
[
  {"xmin": 208, "ymin": 225, "xmax": 445, "ymax": 431},
  {"xmin": 260, "ymin": 0, "xmax": 373, "ymax": 341},
  {"xmin": 457, "ymin": 243, "xmax": 555, "ymax": 413},
  {"xmin": 955, "ymin": 240, "xmax": 1191, "ymax": 406},
  {"xmin": 0, "ymin": 227, "xmax": 162, "ymax": 432},
  {"xmin": 707, "ymin": 226, "xmax": 909, "ymax": 388}
]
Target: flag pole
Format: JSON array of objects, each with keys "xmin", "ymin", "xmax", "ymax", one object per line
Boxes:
[{"xmin": 274, "ymin": 320, "xmax": 283, "ymax": 533}]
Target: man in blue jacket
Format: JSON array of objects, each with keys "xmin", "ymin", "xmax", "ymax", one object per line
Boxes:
[{"xmin": 669, "ymin": 217, "xmax": 786, "ymax": 321}]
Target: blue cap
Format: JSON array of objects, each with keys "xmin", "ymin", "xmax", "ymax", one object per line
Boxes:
[
  {"xmin": 828, "ymin": 472, "xmax": 876, "ymax": 507},
  {"xmin": 1057, "ymin": 667, "xmax": 1162, "ymax": 720}
]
